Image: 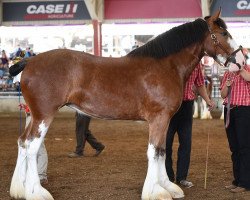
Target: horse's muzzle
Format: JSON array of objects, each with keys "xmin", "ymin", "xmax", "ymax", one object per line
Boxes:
[{"xmin": 225, "ymin": 46, "xmax": 246, "ymax": 72}]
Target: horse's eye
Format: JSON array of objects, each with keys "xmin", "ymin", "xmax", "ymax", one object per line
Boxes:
[{"xmin": 221, "ymin": 32, "xmax": 228, "ymax": 37}]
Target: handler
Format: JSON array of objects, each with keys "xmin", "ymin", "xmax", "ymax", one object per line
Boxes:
[
  {"xmin": 165, "ymin": 62, "xmax": 215, "ymax": 188},
  {"xmin": 220, "ymin": 57, "xmax": 250, "ymax": 193}
]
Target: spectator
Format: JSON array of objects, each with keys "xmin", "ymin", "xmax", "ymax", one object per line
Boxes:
[
  {"xmin": 0, "ymin": 50, "xmax": 10, "ymax": 75},
  {"xmin": 132, "ymin": 42, "xmax": 139, "ymax": 50},
  {"xmin": 0, "ymin": 75, "xmax": 7, "ymax": 91},
  {"xmin": 1, "ymin": 50, "xmax": 10, "ymax": 67},
  {"xmin": 68, "ymin": 113, "xmax": 105, "ymax": 158},
  {"xmin": 24, "ymin": 47, "xmax": 32, "ymax": 58},
  {"xmin": 165, "ymin": 63, "xmax": 215, "ymax": 188},
  {"xmin": 221, "ymin": 62, "xmax": 250, "ymax": 193},
  {"xmin": 30, "ymin": 49, "xmax": 36, "ymax": 56},
  {"xmin": 15, "ymin": 45, "xmax": 23, "ymax": 58},
  {"xmin": 0, "ymin": 62, "xmax": 4, "ymax": 78},
  {"xmin": 6, "ymin": 75, "xmax": 14, "ymax": 90}
]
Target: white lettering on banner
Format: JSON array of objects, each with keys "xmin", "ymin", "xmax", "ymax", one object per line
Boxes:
[
  {"xmin": 26, "ymin": 4, "xmax": 78, "ymax": 14},
  {"xmin": 46, "ymin": 5, "xmax": 55, "ymax": 14},
  {"xmin": 237, "ymin": 0, "xmax": 250, "ymax": 9},
  {"xmin": 26, "ymin": 5, "xmax": 36, "ymax": 14},
  {"xmin": 72, "ymin": 4, "xmax": 78, "ymax": 13},
  {"xmin": 65, "ymin": 4, "xmax": 70, "ymax": 13},
  {"xmin": 36, "ymin": 5, "xmax": 46, "ymax": 14},
  {"xmin": 54, "ymin": 5, "xmax": 64, "ymax": 13}
]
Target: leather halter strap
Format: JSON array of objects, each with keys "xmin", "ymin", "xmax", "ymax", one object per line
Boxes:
[
  {"xmin": 206, "ymin": 24, "xmax": 242, "ymax": 68},
  {"xmin": 210, "ymin": 32, "xmax": 231, "ymax": 56},
  {"xmin": 224, "ymin": 46, "xmax": 243, "ymax": 70}
]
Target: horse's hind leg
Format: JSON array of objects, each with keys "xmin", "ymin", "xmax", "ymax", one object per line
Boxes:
[
  {"xmin": 10, "ymin": 138, "xmax": 28, "ymax": 199},
  {"xmin": 10, "ymin": 113, "xmax": 32, "ymax": 199},
  {"xmin": 10, "ymin": 116, "xmax": 54, "ymax": 200},
  {"xmin": 142, "ymin": 113, "xmax": 184, "ymax": 200}
]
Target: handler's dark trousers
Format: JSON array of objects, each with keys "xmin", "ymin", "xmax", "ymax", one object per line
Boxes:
[
  {"xmin": 165, "ymin": 100, "xmax": 193, "ymax": 183},
  {"xmin": 224, "ymin": 106, "xmax": 250, "ymax": 189},
  {"xmin": 75, "ymin": 113, "xmax": 104, "ymax": 155}
]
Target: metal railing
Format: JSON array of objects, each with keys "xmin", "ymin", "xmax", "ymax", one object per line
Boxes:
[{"xmin": 0, "ymin": 91, "xmax": 23, "ymax": 99}]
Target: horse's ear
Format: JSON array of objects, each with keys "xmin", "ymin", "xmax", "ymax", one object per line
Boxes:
[{"xmin": 211, "ymin": 7, "xmax": 222, "ymax": 21}]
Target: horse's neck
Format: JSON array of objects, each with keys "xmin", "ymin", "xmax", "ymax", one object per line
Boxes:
[{"xmin": 167, "ymin": 43, "xmax": 204, "ymax": 82}]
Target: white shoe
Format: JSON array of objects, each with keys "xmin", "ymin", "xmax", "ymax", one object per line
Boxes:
[{"xmin": 179, "ymin": 180, "xmax": 194, "ymax": 188}]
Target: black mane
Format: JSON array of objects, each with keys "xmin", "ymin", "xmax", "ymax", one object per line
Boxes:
[{"xmin": 127, "ymin": 18, "xmax": 209, "ymax": 58}]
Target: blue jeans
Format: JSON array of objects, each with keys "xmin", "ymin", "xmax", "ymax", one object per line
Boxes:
[{"xmin": 165, "ymin": 100, "xmax": 193, "ymax": 182}]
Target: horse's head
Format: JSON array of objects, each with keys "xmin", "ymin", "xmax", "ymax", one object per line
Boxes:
[{"xmin": 203, "ymin": 8, "xmax": 245, "ymax": 72}]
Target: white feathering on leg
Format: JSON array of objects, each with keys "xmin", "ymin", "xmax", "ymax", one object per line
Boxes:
[
  {"xmin": 25, "ymin": 121, "xmax": 54, "ymax": 200},
  {"xmin": 158, "ymin": 153, "xmax": 184, "ymax": 199},
  {"xmin": 10, "ymin": 142, "xmax": 27, "ymax": 199},
  {"xmin": 142, "ymin": 144, "xmax": 172, "ymax": 200}
]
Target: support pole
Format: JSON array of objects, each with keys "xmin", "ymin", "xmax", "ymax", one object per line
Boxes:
[{"xmin": 92, "ymin": 20, "xmax": 102, "ymax": 56}]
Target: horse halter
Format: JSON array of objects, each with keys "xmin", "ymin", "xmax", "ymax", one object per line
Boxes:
[
  {"xmin": 207, "ymin": 25, "xmax": 244, "ymax": 70},
  {"xmin": 224, "ymin": 46, "xmax": 244, "ymax": 69}
]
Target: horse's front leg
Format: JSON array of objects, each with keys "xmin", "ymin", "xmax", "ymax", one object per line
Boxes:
[{"xmin": 142, "ymin": 114, "xmax": 184, "ymax": 200}]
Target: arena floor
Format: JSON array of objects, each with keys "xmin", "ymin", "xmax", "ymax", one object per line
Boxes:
[{"xmin": 1, "ymin": 112, "xmax": 250, "ymax": 200}]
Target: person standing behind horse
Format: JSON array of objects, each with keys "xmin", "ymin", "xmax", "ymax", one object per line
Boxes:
[
  {"xmin": 165, "ymin": 63, "xmax": 215, "ymax": 188},
  {"xmin": 68, "ymin": 113, "xmax": 105, "ymax": 158},
  {"xmin": 220, "ymin": 61, "xmax": 250, "ymax": 193}
]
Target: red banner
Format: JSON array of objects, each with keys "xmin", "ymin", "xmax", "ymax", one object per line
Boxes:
[{"xmin": 105, "ymin": 0, "xmax": 202, "ymax": 20}]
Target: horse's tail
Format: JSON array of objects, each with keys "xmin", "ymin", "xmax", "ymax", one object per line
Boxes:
[{"xmin": 9, "ymin": 58, "xmax": 28, "ymax": 76}]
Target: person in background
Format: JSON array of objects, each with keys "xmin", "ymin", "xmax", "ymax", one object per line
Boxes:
[
  {"xmin": 132, "ymin": 41, "xmax": 139, "ymax": 50},
  {"xmin": 30, "ymin": 49, "xmax": 36, "ymax": 56},
  {"xmin": 0, "ymin": 50, "xmax": 10, "ymax": 74},
  {"xmin": 14, "ymin": 45, "xmax": 23, "ymax": 58},
  {"xmin": 0, "ymin": 75, "xmax": 7, "ymax": 91},
  {"xmin": 68, "ymin": 113, "xmax": 105, "ymax": 158},
  {"xmin": 24, "ymin": 47, "xmax": 32, "ymax": 58},
  {"xmin": 165, "ymin": 63, "xmax": 215, "ymax": 188},
  {"xmin": 1, "ymin": 50, "xmax": 10, "ymax": 66},
  {"xmin": 221, "ymin": 49, "xmax": 250, "ymax": 193}
]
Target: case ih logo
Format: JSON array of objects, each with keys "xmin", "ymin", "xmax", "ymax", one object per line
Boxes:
[
  {"xmin": 235, "ymin": 0, "xmax": 250, "ymax": 15},
  {"xmin": 237, "ymin": 0, "xmax": 250, "ymax": 9},
  {"xmin": 25, "ymin": 3, "xmax": 78, "ymax": 19}
]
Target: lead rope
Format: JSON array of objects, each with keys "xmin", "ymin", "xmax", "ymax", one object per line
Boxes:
[
  {"xmin": 225, "ymin": 86, "xmax": 232, "ymax": 128},
  {"xmin": 18, "ymin": 83, "xmax": 22, "ymax": 136}
]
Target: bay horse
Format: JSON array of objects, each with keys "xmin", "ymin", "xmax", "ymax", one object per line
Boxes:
[{"xmin": 9, "ymin": 9, "xmax": 245, "ymax": 200}]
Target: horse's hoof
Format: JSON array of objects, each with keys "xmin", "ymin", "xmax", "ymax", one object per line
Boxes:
[
  {"xmin": 164, "ymin": 182, "xmax": 184, "ymax": 199},
  {"xmin": 142, "ymin": 184, "xmax": 172, "ymax": 200}
]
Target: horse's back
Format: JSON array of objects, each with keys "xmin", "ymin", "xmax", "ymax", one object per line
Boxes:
[{"xmin": 20, "ymin": 49, "xmax": 146, "ymax": 119}]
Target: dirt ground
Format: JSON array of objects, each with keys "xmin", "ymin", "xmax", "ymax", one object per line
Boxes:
[{"xmin": 1, "ymin": 112, "xmax": 250, "ymax": 200}]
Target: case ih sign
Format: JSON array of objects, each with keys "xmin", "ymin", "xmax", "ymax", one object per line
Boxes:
[
  {"xmin": 3, "ymin": 1, "xmax": 91, "ymax": 21},
  {"xmin": 211, "ymin": 0, "xmax": 250, "ymax": 17}
]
